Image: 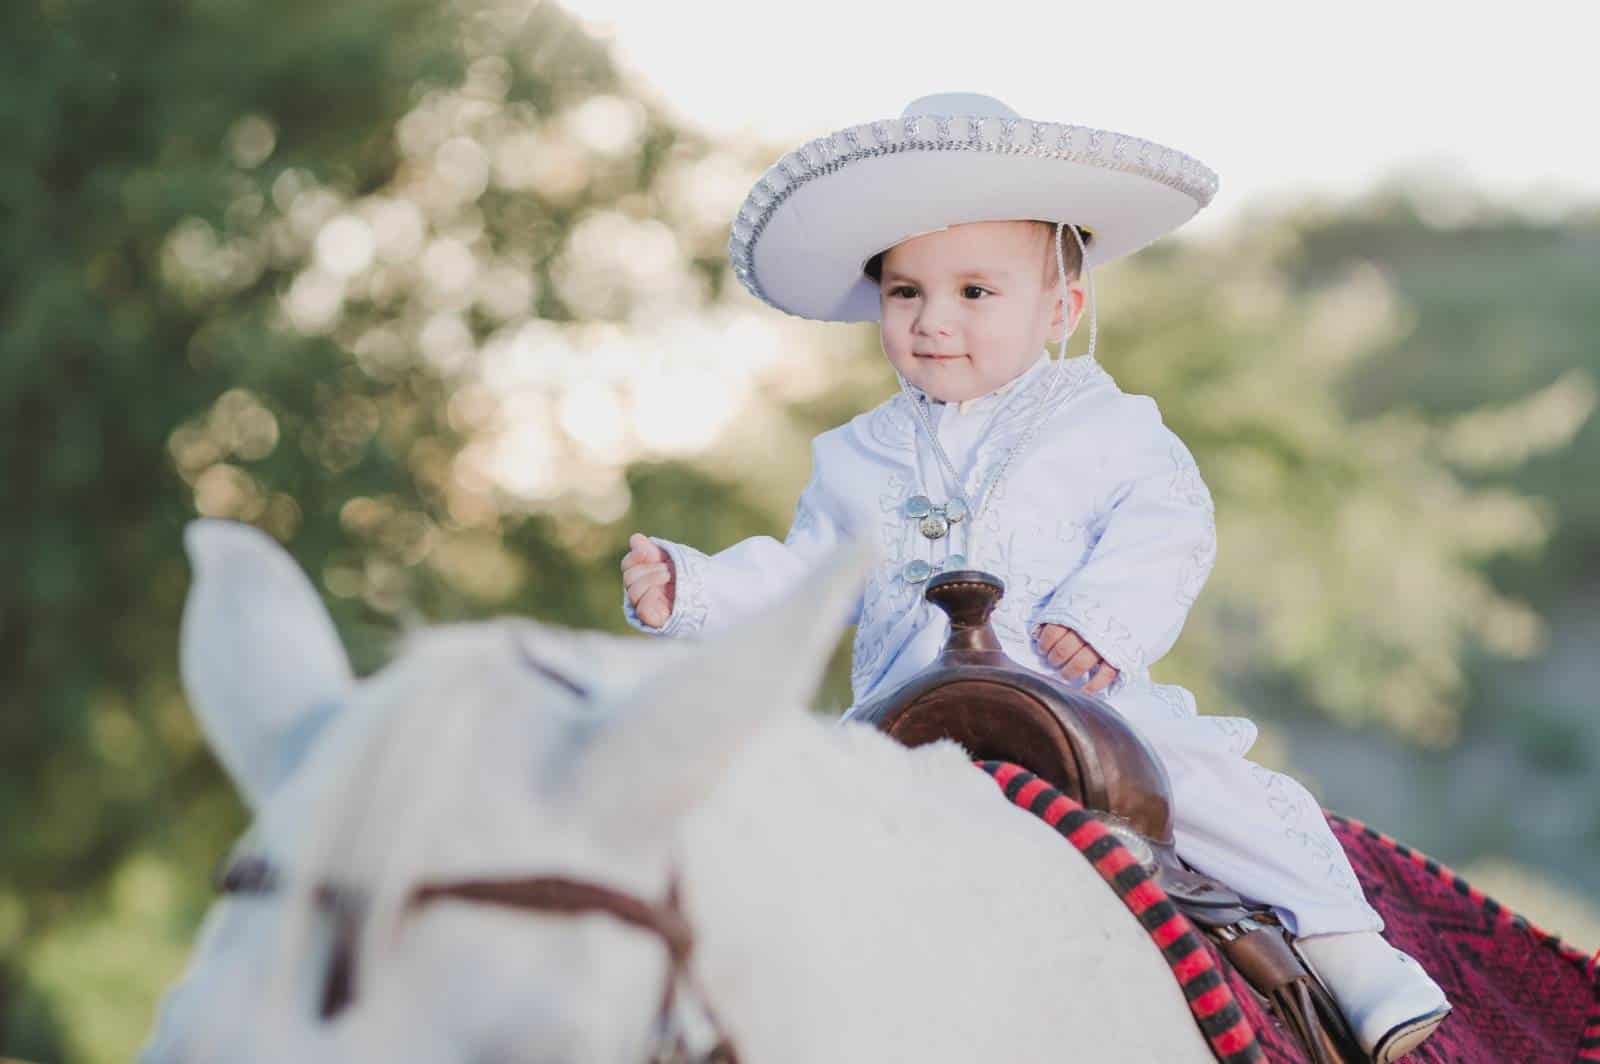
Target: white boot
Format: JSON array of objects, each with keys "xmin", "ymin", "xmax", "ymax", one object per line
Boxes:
[{"xmin": 1294, "ymin": 930, "xmax": 1451, "ymax": 1063}]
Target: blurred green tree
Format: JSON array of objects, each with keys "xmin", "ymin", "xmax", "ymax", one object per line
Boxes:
[
  {"xmin": 0, "ymin": 0, "xmax": 747, "ymax": 1056},
  {"xmin": 1271, "ymin": 187, "xmax": 1600, "ymax": 899},
  {"xmin": 1, "ymin": 1, "xmax": 454, "ymax": 1053}
]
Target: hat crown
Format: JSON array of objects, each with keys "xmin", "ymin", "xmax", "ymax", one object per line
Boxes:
[{"xmin": 900, "ymin": 93, "xmax": 1019, "ymax": 120}]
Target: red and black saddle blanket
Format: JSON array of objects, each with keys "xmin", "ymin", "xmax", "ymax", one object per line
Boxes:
[{"xmin": 979, "ymin": 761, "xmax": 1600, "ymax": 1063}]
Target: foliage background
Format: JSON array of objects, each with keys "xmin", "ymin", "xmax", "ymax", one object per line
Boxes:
[{"xmin": 3, "ymin": 0, "xmax": 1596, "ymax": 1058}]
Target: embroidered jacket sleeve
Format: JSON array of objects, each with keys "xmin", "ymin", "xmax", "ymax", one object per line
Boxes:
[
  {"xmin": 1031, "ymin": 394, "xmax": 1217, "ymax": 687},
  {"xmin": 622, "ymin": 435, "xmax": 863, "ymax": 638}
]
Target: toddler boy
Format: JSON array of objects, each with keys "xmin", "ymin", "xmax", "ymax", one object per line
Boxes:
[{"xmin": 621, "ymin": 93, "xmax": 1449, "ymax": 1061}]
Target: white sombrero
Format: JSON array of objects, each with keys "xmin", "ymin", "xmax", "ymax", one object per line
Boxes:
[{"xmin": 727, "ymin": 92, "xmax": 1219, "ymax": 324}]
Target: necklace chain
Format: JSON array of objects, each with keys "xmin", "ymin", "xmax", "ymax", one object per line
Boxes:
[{"xmin": 898, "ymin": 360, "xmax": 1067, "ymax": 560}]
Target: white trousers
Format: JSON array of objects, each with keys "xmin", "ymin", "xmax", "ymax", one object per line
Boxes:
[{"xmin": 1083, "ymin": 680, "xmax": 1383, "ymax": 938}]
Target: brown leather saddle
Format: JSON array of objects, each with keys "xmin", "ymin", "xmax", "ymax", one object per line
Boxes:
[{"xmin": 849, "ymin": 570, "xmax": 1363, "ymax": 1064}]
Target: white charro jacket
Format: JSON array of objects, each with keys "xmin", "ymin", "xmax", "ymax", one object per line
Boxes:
[{"xmin": 624, "ymin": 351, "xmax": 1227, "ymax": 732}]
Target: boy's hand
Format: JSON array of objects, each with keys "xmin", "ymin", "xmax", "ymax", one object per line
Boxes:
[
  {"xmin": 1034, "ymin": 624, "xmax": 1119, "ymax": 695},
  {"xmin": 621, "ymin": 533, "xmax": 675, "ymax": 629}
]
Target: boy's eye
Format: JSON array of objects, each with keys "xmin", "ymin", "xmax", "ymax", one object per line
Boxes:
[{"xmin": 885, "ymin": 285, "xmax": 991, "ymax": 299}]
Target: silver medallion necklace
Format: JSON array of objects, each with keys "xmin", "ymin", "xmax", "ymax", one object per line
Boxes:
[{"xmin": 893, "ymin": 222, "xmax": 1097, "ymax": 586}]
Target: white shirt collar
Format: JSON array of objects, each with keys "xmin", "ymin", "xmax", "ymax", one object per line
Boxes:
[{"xmin": 911, "ymin": 350, "xmax": 1054, "ymax": 416}]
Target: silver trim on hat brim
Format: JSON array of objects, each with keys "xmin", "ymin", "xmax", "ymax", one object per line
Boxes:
[{"xmin": 728, "ymin": 114, "xmax": 1219, "ymax": 323}]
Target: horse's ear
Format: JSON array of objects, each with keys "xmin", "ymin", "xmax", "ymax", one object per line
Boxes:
[
  {"xmin": 577, "ymin": 538, "xmax": 873, "ymax": 847},
  {"xmin": 180, "ymin": 519, "xmax": 354, "ymax": 810}
]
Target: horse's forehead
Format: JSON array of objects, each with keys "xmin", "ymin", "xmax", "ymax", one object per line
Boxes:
[
  {"xmin": 238, "ymin": 617, "xmax": 705, "ymax": 878},
  {"xmin": 245, "ymin": 621, "xmax": 629, "ymax": 841},
  {"xmin": 513, "ymin": 620, "xmax": 677, "ymax": 699}
]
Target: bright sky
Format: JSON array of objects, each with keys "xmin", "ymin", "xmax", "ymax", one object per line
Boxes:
[{"xmin": 563, "ymin": 0, "xmax": 1593, "ymax": 234}]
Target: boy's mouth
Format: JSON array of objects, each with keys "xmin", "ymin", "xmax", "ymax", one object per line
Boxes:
[{"xmin": 914, "ymin": 352, "xmax": 965, "ymax": 361}]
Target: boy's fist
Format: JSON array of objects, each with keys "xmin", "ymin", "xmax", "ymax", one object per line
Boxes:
[
  {"xmin": 621, "ymin": 532, "xmax": 675, "ymax": 629},
  {"xmin": 1034, "ymin": 623, "xmax": 1119, "ymax": 695}
]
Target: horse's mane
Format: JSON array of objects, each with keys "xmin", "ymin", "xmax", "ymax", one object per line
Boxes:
[{"xmin": 265, "ymin": 620, "xmax": 591, "ymax": 1010}]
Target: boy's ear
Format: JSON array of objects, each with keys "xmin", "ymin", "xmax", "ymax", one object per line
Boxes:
[
  {"xmin": 1044, "ymin": 286, "xmax": 1065, "ymax": 343},
  {"xmin": 1052, "ymin": 283, "xmax": 1084, "ymax": 342}
]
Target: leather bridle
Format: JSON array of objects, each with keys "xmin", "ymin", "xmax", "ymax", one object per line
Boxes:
[{"xmin": 216, "ymin": 856, "xmax": 740, "ymax": 1062}]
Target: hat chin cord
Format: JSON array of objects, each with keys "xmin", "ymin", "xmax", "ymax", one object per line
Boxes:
[{"xmin": 1053, "ymin": 221, "xmax": 1096, "ymax": 364}]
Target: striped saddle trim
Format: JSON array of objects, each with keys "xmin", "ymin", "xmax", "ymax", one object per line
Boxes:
[{"xmin": 978, "ymin": 760, "xmax": 1264, "ymax": 1064}]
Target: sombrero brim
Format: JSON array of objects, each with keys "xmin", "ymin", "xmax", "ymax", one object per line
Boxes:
[{"xmin": 728, "ymin": 115, "xmax": 1218, "ymax": 323}]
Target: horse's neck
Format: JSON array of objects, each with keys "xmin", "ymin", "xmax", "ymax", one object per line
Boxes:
[{"xmin": 679, "ymin": 716, "xmax": 1216, "ymax": 1064}]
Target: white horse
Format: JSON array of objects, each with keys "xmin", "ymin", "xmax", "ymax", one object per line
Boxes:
[{"xmin": 142, "ymin": 519, "xmax": 1216, "ymax": 1062}]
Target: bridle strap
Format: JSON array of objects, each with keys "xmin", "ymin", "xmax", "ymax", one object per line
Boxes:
[
  {"xmin": 409, "ymin": 873, "xmax": 740, "ymax": 1063},
  {"xmin": 216, "ymin": 858, "xmax": 367, "ymax": 1019},
  {"xmin": 217, "ymin": 859, "xmax": 739, "ymax": 1061},
  {"xmin": 408, "ymin": 874, "xmax": 694, "ymax": 965}
]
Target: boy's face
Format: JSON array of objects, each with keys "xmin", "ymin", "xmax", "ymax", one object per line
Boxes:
[{"xmin": 878, "ymin": 220, "xmax": 1084, "ymax": 403}]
